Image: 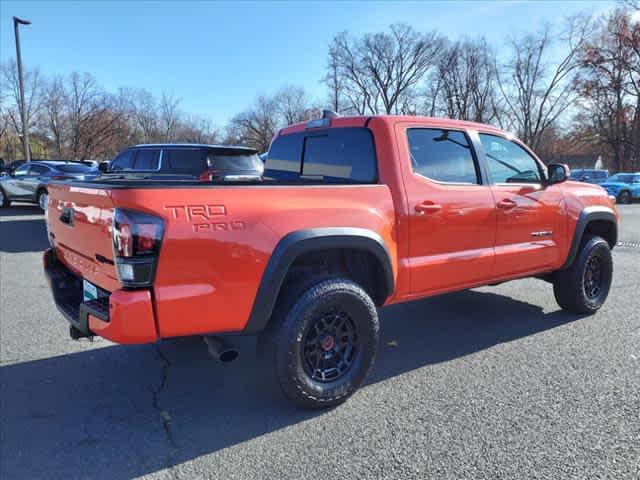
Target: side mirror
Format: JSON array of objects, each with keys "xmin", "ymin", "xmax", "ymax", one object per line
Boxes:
[
  {"xmin": 98, "ymin": 162, "xmax": 109, "ymax": 173},
  {"xmin": 547, "ymin": 163, "xmax": 569, "ymax": 185}
]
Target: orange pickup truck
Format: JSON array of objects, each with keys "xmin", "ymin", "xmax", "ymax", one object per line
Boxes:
[{"xmin": 44, "ymin": 113, "xmax": 618, "ymax": 408}]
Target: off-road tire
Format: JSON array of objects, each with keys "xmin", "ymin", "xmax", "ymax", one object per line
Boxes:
[
  {"xmin": 262, "ymin": 277, "xmax": 379, "ymax": 409},
  {"xmin": 553, "ymin": 235, "xmax": 613, "ymax": 314}
]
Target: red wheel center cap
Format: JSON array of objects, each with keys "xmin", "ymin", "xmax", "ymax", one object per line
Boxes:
[{"xmin": 321, "ymin": 335, "xmax": 335, "ymax": 351}]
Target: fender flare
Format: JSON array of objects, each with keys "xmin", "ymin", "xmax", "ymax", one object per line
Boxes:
[
  {"xmin": 561, "ymin": 206, "xmax": 617, "ymax": 270},
  {"xmin": 243, "ymin": 227, "xmax": 394, "ymax": 334}
]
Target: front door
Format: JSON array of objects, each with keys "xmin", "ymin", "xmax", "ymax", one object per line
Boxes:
[
  {"xmin": 477, "ymin": 133, "xmax": 563, "ymax": 277},
  {"xmin": 399, "ymin": 125, "xmax": 497, "ymax": 295}
]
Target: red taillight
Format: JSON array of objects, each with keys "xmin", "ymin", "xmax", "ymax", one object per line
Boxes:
[
  {"xmin": 51, "ymin": 175, "xmax": 72, "ymax": 180},
  {"xmin": 112, "ymin": 209, "xmax": 164, "ymax": 287},
  {"xmin": 113, "ymin": 209, "xmax": 163, "ymax": 258}
]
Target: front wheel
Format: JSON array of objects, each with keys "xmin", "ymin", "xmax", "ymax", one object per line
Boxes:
[
  {"xmin": 617, "ymin": 190, "xmax": 632, "ymax": 204},
  {"xmin": 268, "ymin": 277, "xmax": 379, "ymax": 409},
  {"xmin": 553, "ymin": 235, "xmax": 613, "ymax": 314}
]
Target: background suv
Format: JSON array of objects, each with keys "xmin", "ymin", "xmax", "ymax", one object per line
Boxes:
[
  {"xmin": 601, "ymin": 173, "xmax": 640, "ymax": 204},
  {"xmin": 569, "ymin": 168, "xmax": 609, "ymax": 184},
  {"xmin": 106, "ymin": 144, "xmax": 264, "ymax": 181},
  {"xmin": 0, "ymin": 161, "xmax": 97, "ymax": 210}
]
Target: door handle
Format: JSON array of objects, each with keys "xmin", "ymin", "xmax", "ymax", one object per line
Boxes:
[
  {"xmin": 497, "ymin": 199, "xmax": 517, "ymax": 210},
  {"xmin": 415, "ymin": 202, "xmax": 442, "ymax": 214},
  {"xmin": 59, "ymin": 208, "xmax": 74, "ymax": 225}
]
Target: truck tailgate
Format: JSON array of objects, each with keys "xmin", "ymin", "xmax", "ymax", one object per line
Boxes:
[{"xmin": 47, "ymin": 183, "xmax": 119, "ymax": 292}]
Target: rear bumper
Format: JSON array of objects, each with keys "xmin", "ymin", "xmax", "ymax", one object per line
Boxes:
[{"xmin": 43, "ymin": 248, "xmax": 158, "ymax": 344}]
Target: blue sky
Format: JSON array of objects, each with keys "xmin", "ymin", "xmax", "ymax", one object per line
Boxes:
[{"xmin": 0, "ymin": 1, "xmax": 616, "ymax": 125}]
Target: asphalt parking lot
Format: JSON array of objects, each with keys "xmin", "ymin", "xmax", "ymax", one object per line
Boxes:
[{"xmin": 1, "ymin": 204, "xmax": 639, "ymax": 480}]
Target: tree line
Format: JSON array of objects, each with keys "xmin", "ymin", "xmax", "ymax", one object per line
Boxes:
[{"xmin": 1, "ymin": 5, "xmax": 638, "ymax": 172}]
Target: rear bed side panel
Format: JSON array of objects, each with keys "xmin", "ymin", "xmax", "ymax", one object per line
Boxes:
[{"xmin": 109, "ymin": 185, "xmax": 396, "ymax": 338}]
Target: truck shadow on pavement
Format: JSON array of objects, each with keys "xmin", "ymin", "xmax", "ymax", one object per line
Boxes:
[
  {"xmin": 1, "ymin": 290, "xmax": 582, "ymax": 479},
  {"xmin": 0, "ymin": 204, "xmax": 43, "ymax": 218},
  {"xmin": 0, "ymin": 216, "xmax": 49, "ymax": 253}
]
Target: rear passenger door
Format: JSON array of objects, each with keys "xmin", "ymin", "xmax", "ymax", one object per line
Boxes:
[
  {"xmin": 477, "ymin": 133, "xmax": 563, "ymax": 277},
  {"xmin": 398, "ymin": 125, "xmax": 497, "ymax": 294}
]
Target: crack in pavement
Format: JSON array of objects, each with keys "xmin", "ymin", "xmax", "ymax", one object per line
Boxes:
[{"xmin": 151, "ymin": 343, "xmax": 180, "ymax": 478}]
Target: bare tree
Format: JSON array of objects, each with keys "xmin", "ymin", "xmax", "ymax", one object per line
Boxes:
[
  {"xmin": 65, "ymin": 72, "xmax": 123, "ymax": 159},
  {"xmin": 575, "ymin": 9, "xmax": 640, "ymax": 171},
  {"xmin": 1, "ymin": 60, "xmax": 45, "ymax": 154},
  {"xmin": 328, "ymin": 24, "xmax": 443, "ymax": 114},
  {"xmin": 227, "ymin": 95, "xmax": 280, "ymax": 152},
  {"xmin": 125, "ymin": 88, "xmax": 158, "ymax": 143},
  {"xmin": 275, "ymin": 86, "xmax": 317, "ymax": 125},
  {"xmin": 324, "ymin": 45, "xmax": 343, "ymax": 112},
  {"xmin": 159, "ymin": 92, "xmax": 181, "ymax": 141},
  {"xmin": 43, "ymin": 76, "xmax": 67, "ymax": 157},
  {"xmin": 176, "ymin": 115, "xmax": 220, "ymax": 144},
  {"xmin": 497, "ymin": 18, "xmax": 588, "ymax": 151},
  {"xmin": 434, "ymin": 38, "xmax": 501, "ymax": 123}
]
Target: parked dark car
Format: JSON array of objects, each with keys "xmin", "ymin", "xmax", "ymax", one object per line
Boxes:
[
  {"xmin": 104, "ymin": 144, "xmax": 264, "ymax": 181},
  {"xmin": 1, "ymin": 159, "xmax": 26, "ymax": 175},
  {"xmin": 0, "ymin": 161, "xmax": 98, "ymax": 210},
  {"xmin": 569, "ymin": 168, "xmax": 609, "ymax": 184}
]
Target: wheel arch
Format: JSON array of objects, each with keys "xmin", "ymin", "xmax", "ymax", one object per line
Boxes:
[
  {"xmin": 243, "ymin": 227, "xmax": 394, "ymax": 334},
  {"xmin": 561, "ymin": 206, "xmax": 617, "ymax": 270}
]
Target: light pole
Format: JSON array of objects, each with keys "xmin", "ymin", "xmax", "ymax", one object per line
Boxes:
[{"xmin": 13, "ymin": 16, "xmax": 31, "ymax": 162}]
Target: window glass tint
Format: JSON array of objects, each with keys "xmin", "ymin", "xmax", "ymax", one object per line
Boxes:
[
  {"xmin": 56, "ymin": 164, "xmax": 94, "ymax": 173},
  {"xmin": 302, "ymin": 128, "xmax": 376, "ymax": 182},
  {"xmin": 479, "ymin": 134, "xmax": 542, "ymax": 184},
  {"xmin": 163, "ymin": 149, "xmax": 205, "ymax": 174},
  {"xmin": 29, "ymin": 165, "xmax": 49, "ymax": 175},
  {"xmin": 407, "ymin": 129, "xmax": 478, "ymax": 184},
  {"xmin": 206, "ymin": 149, "xmax": 262, "ymax": 171},
  {"xmin": 134, "ymin": 149, "xmax": 160, "ymax": 170},
  {"xmin": 13, "ymin": 164, "xmax": 30, "ymax": 176},
  {"xmin": 111, "ymin": 150, "xmax": 134, "ymax": 171},
  {"xmin": 609, "ymin": 174, "xmax": 634, "ymax": 183},
  {"xmin": 596, "ymin": 171, "xmax": 607, "ymax": 179},
  {"xmin": 265, "ymin": 128, "xmax": 377, "ymax": 183},
  {"xmin": 265, "ymin": 134, "xmax": 303, "ymax": 179}
]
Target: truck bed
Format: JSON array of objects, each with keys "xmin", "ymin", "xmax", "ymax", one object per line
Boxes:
[{"xmin": 45, "ymin": 180, "xmax": 397, "ymax": 340}]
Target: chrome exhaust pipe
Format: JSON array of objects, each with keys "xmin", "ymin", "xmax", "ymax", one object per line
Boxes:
[{"xmin": 203, "ymin": 336, "xmax": 239, "ymax": 363}]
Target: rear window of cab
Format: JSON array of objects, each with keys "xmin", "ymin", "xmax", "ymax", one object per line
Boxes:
[{"xmin": 265, "ymin": 127, "xmax": 377, "ymax": 183}]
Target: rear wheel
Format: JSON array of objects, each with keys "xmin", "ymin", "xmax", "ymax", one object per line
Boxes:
[
  {"xmin": 37, "ymin": 189, "xmax": 48, "ymax": 211},
  {"xmin": 553, "ymin": 235, "xmax": 613, "ymax": 314},
  {"xmin": 617, "ymin": 190, "xmax": 632, "ymax": 204},
  {"xmin": 0, "ymin": 187, "xmax": 9, "ymax": 208},
  {"xmin": 264, "ymin": 277, "xmax": 379, "ymax": 409}
]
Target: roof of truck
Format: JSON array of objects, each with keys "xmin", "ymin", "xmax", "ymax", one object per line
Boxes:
[{"xmin": 279, "ymin": 114, "xmax": 506, "ymax": 137}]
